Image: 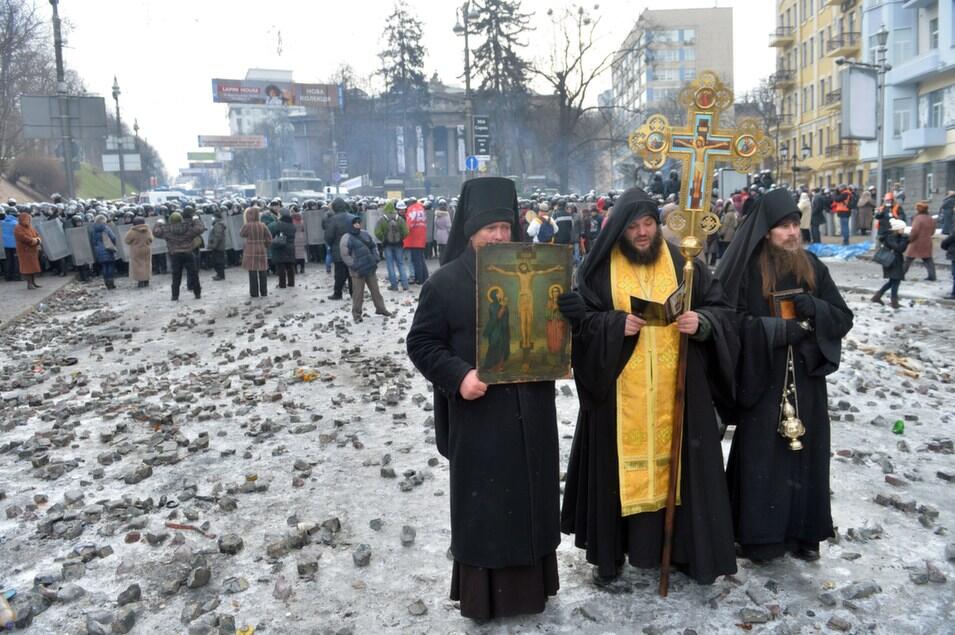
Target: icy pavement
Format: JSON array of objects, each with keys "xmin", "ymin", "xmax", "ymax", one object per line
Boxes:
[{"xmin": 0, "ymin": 262, "xmax": 952, "ymax": 634}]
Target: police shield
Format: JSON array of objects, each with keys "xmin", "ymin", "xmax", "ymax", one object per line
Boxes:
[
  {"xmin": 199, "ymin": 214, "xmax": 215, "ymax": 251},
  {"xmin": 111, "ymin": 224, "xmax": 130, "ymax": 261},
  {"xmin": 33, "ymin": 219, "xmax": 70, "ymax": 260},
  {"xmin": 226, "ymin": 214, "xmax": 244, "ymax": 250},
  {"xmin": 146, "ymin": 218, "xmax": 168, "ymax": 255},
  {"xmin": 65, "ymin": 226, "xmax": 95, "ymax": 266},
  {"xmin": 303, "ymin": 209, "xmax": 324, "ymax": 245}
]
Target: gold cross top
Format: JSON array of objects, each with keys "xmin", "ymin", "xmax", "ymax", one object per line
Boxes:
[{"xmin": 628, "ymin": 71, "xmax": 774, "ymax": 259}]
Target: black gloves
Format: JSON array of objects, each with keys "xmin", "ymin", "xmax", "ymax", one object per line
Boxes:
[
  {"xmin": 793, "ymin": 293, "xmax": 815, "ymax": 319},
  {"xmin": 557, "ymin": 291, "xmax": 587, "ymax": 325},
  {"xmin": 785, "ymin": 319, "xmax": 810, "ymax": 345}
]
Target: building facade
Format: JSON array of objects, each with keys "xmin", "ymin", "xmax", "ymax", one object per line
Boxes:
[
  {"xmin": 609, "ymin": 7, "xmax": 734, "ymax": 189},
  {"xmin": 770, "ymin": 0, "xmax": 869, "ymax": 189},
  {"xmin": 859, "ymin": 0, "xmax": 955, "ymax": 208}
]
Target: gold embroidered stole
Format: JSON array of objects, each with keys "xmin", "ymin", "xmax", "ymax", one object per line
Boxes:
[{"xmin": 610, "ymin": 245, "xmax": 682, "ymax": 516}]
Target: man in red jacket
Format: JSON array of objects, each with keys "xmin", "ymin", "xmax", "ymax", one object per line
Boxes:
[{"xmin": 404, "ymin": 197, "xmax": 429, "ymax": 284}]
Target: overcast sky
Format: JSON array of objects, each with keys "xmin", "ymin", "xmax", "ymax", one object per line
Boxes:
[{"xmin": 39, "ymin": 0, "xmax": 774, "ymax": 176}]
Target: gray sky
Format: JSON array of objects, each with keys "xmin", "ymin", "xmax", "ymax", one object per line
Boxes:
[{"xmin": 40, "ymin": 0, "xmax": 774, "ymax": 175}]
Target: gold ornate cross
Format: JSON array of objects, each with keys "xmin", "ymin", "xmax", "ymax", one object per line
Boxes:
[{"xmin": 628, "ymin": 71, "xmax": 774, "ymax": 260}]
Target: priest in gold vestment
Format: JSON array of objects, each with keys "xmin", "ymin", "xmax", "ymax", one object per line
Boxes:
[{"xmin": 557, "ymin": 187, "xmax": 739, "ymax": 586}]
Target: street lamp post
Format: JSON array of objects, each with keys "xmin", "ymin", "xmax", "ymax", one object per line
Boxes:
[
  {"xmin": 454, "ymin": 2, "xmax": 479, "ymax": 176},
  {"xmin": 133, "ymin": 118, "xmax": 141, "ymax": 193},
  {"xmin": 780, "ymin": 143, "xmax": 811, "ymax": 189},
  {"xmin": 874, "ymin": 25, "xmax": 890, "ymax": 201},
  {"xmin": 112, "ymin": 76, "xmax": 126, "ymax": 198}
]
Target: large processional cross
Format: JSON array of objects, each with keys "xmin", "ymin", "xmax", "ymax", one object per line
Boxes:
[
  {"xmin": 627, "ymin": 71, "xmax": 774, "ymax": 598},
  {"xmin": 628, "ymin": 70, "xmax": 774, "ymax": 260}
]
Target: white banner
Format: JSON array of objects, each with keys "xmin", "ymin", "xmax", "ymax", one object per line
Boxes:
[
  {"xmin": 396, "ymin": 127, "xmax": 406, "ymax": 174},
  {"xmin": 416, "ymin": 125, "xmax": 425, "ymax": 174},
  {"xmin": 456, "ymin": 125, "xmax": 466, "ymax": 173}
]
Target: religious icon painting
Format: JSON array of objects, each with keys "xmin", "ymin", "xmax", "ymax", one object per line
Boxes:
[{"xmin": 475, "ymin": 243, "xmax": 573, "ymax": 384}]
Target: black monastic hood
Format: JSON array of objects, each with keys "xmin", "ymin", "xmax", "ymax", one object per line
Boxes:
[{"xmin": 441, "ymin": 177, "xmax": 521, "ymax": 266}]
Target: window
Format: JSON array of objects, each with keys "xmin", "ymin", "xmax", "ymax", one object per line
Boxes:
[
  {"xmin": 682, "ymin": 67, "xmax": 696, "ymax": 81},
  {"xmin": 928, "ymin": 90, "xmax": 944, "ymax": 128},
  {"xmin": 682, "ymin": 47, "xmax": 696, "ymax": 62},
  {"xmin": 809, "ymin": 85, "xmax": 815, "ymax": 111},
  {"xmin": 893, "ymin": 27, "xmax": 914, "ymax": 63},
  {"xmin": 680, "ymin": 29, "xmax": 695, "ymax": 44},
  {"xmin": 818, "ymin": 128, "xmax": 824, "ymax": 155},
  {"xmin": 809, "ymin": 36, "xmax": 814, "ymax": 63},
  {"xmin": 929, "ymin": 18, "xmax": 939, "ymax": 50},
  {"xmin": 808, "ymin": 131, "xmax": 813, "ymax": 155},
  {"xmin": 927, "ymin": 171, "xmax": 935, "ymax": 195},
  {"xmin": 801, "ymin": 0, "xmax": 808, "ymax": 22},
  {"xmin": 893, "ymin": 97, "xmax": 913, "ymax": 136},
  {"xmin": 819, "ymin": 30, "xmax": 825, "ymax": 59}
]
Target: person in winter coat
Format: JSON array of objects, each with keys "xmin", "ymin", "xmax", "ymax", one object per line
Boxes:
[
  {"xmin": 340, "ymin": 216, "xmax": 391, "ymax": 322},
  {"xmin": 664, "ymin": 170, "xmax": 681, "ymax": 199},
  {"xmin": 717, "ymin": 199, "xmax": 738, "ymax": 260},
  {"xmin": 649, "ymin": 171, "xmax": 665, "ymax": 196},
  {"xmin": 830, "ymin": 186, "xmax": 852, "ymax": 245},
  {"xmin": 292, "ymin": 211, "xmax": 307, "ymax": 274},
  {"xmin": 123, "ymin": 217, "xmax": 153, "ymax": 287},
  {"xmin": 434, "ymin": 207, "xmax": 452, "ymax": 261},
  {"xmin": 526, "ymin": 204, "xmax": 558, "ymax": 243},
  {"xmin": 239, "ymin": 206, "xmax": 273, "ymax": 298},
  {"xmin": 374, "ymin": 201, "xmax": 410, "ymax": 291},
  {"xmin": 857, "ymin": 187, "xmax": 876, "ymax": 234},
  {"xmin": 326, "ymin": 197, "xmax": 354, "ymax": 299},
  {"xmin": 940, "ymin": 231, "xmax": 955, "ymax": 299},
  {"xmin": 877, "ymin": 192, "xmax": 905, "ymax": 229},
  {"xmin": 872, "ymin": 218, "xmax": 909, "ymax": 309},
  {"xmin": 13, "ymin": 212, "xmax": 42, "ymax": 289},
  {"xmin": 903, "ymin": 201, "xmax": 937, "ymax": 281},
  {"xmin": 270, "ymin": 211, "xmax": 298, "ymax": 289},
  {"xmin": 809, "ymin": 189, "xmax": 827, "ymax": 243},
  {"xmin": 939, "ymin": 191, "xmax": 955, "ymax": 236},
  {"xmin": 153, "ymin": 212, "xmax": 205, "ymax": 300},
  {"xmin": 798, "ymin": 191, "xmax": 812, "ymax": 243},
  {"xmin": 207, "ymin": 210, "xmax": 228, "ymax": 281},
  {"xmin": 404, "ymin": 199, "xmax": 429, "ymax": 284},
  {"xmin": 90, "ymin": 214, "xmax": 119, "ymax": 290},
  {"xmin": 2, "ymin": 210, "xmax": 20, "ymax": 281}
]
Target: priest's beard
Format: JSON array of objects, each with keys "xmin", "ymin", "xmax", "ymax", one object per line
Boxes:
[
  {"xmin": 759, "ymin": 240, "xmax": 816, "ymax": 299},
  {"xmin": 619, "ymin": 228, "xmax": 663, "ymax": 266}
]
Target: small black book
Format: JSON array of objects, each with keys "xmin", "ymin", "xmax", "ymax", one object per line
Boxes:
[{"xmin": 630, "ymin": 282, "xmax": 686, "ymax": 327}]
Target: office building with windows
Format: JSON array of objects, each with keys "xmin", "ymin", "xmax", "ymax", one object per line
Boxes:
[
  {"xmin": 859, "ymin": 0, "xmax": 955, "ymax": 206},
  {"xmin": 770, "ymin": 0, "xmax": 869, "ymax": 189}
]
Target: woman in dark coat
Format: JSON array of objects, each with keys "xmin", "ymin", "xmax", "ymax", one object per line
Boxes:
[
  {"xmin": 872, "ymin": 218, "xmax": 909, "ymax": 309},
  {"xmin": 269, "ymin": 211, "xmax": 297, "ymax": 288},
  {"xmin": 90, "ymin": 214, "xmax": 118, "ymax": 290},
  {"xmin": 13, "ymin": 212, "xmax": 42, "ymax": 289},
  {"xmin": 240, "ymin": 206, "xmax": 273, "ymax": 298}
]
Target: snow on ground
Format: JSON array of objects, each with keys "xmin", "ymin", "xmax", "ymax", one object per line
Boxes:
[{"xmin": 0, "ymin": 259, "xmax": 952, "ymax": 635}]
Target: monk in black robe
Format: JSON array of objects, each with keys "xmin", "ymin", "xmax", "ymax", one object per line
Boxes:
[
  {"xmin": 716, "ymin": 188, "xmax": 853, "ymax": 562},
  {"xmin": 558, "ymin": 187, "xmax": 739, "ymax": 585},
  {"xmin": 406, "ymin": 177, "xmax": 559, "ymax": 620}
]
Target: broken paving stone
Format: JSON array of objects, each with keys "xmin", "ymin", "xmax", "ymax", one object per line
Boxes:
[
  {"xmin": 840, "ymin": 580, "xmax": 881, "ymax": 600},
  {"xmin": 297, "ymin": 560, "xmax": 319, "ymax": 577},
  {"xmin": 111, "ymin": 607, "xmax": 137, "ymax": 634},
  {"xmin": 369, "ymin": 518, "xmax": 383, "ymax": 531},
  {"xmin": 56, "ymin": 583, "xmax": 86, "ymax": 603},
  {"xmin": 400, "ymin": 525, "xmax": 416, "ymax": 546},
  {"xmin": 62, "ymin": 560, "xmax": 85, "ymax": 581},
  {"xmin": 222, "ymin": 577, "xmax": 249, "ymax": 594},
  {"xmin": 123, "ymin": 463, "xmax": 153, "ymax": 485},
  {"xmin": 352, "ymin": 544, "xmax": 372, "ymax": 567},
  {"xmin": 380, "ymin": 466, "xmax": 396, "ymax": 478},
  {"xmin": 117, "ymin": 584, "xmax": 141, "ymax": 606},
  {"xmin": 187, "ymin": 566, "xmax": 211, "ymax": 589},
  {"xmin": 818, "ymin": 591, "xmax": 838, "ymax": 607},
  {"xmin": 738, "ymin": 608, "xmax": 771, "ymax": 624},
  {"xmin": 273, "ymin": 575, "xmax": 292, "ymax": 600},
  {"xmin": 218, "ymin": 534, "xmax": 244, "ymax": 555},
  {"xmin": 945, "ymin": 543, "xmax": 955, "ymax": 562},
  {"xmin": 827, "ymin": 616, "xmax": 852, "ymax": 632},
  {"xmin": 408, "ymin": 599, "xmax": 428, "ymax": 616}
]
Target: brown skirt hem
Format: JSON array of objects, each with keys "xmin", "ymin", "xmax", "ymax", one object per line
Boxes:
[{"xmin": 450, "ymin": 552, "xmax": 559, "ymax": 620}]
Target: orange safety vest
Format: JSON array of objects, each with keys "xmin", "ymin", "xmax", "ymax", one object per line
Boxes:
[{"xmin": 831, "ymin": 190, "xmax": 850, "ymax": 215}]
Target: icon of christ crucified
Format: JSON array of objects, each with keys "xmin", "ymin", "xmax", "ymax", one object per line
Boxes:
[{"xmin": 485, "ymin": 261, "xmax": 562, "ymax": 351}]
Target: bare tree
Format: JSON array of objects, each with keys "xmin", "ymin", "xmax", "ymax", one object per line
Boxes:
[
  {"xmin": 0, "ymin": 1, "xmax": 49, "ymax": 171},
  {"xmin": 531, "ymin": 4, "xmax": 616, "ymax": 192}
]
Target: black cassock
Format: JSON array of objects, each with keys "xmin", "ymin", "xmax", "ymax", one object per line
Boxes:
[
  {"xmin": 406, "ymin": 246, "xmax": 560, "ymax": 619},
  {"xmin": 726, "ymin": 253, "xmax": 853, "ymax": 557},
  {"xmin": 561, "ymin": 243, "xmax": 739, "ymax": 584}
]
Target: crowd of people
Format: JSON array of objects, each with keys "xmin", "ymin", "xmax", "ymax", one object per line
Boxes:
[{"xmin": 2, "ymin": 173, "xmax": 953, "ymax": 313}]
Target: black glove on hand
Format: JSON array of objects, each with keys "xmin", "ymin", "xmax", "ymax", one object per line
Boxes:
[
  {"xmin": 792, "ymin": 293, "xmax": 815, "ymax": 319},
  {"xmin": 557, "ymin": 291, "xmax": 587, "ymax": 325},
  {"xmin": 785, "ymin": 319, "xmax": 809, "ymax": 345}
]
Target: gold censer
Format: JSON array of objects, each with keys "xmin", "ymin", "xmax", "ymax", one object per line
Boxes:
[{"xmin": 777, "ymin": 346, "xmax": 805, "ymax": 451}]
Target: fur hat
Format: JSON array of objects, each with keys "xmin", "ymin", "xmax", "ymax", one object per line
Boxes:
[{"xmin": 889, "ymin": 218, "xmax": 906, "ymax": 232}]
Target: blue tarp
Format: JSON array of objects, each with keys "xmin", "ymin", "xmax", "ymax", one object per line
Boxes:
[{"xmin": 806, "ymin": 241, "xmax": 874, "ymax": 260}]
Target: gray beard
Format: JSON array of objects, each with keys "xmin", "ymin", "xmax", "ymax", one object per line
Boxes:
[{"xmin": 619, "ymin": 229, "xmax": 663, "ymax": 265}]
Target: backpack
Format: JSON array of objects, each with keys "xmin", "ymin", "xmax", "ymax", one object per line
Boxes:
[
  {"xmin": 386, "ymin": 218, "xmax": 403, "ymax": 244},
  {"xmin": 537, "ymin": 219, "xmax": 555, "ymax": 243}
]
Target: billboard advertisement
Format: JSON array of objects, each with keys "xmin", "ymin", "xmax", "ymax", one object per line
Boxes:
[
  {"xmin": 197, "ymin": 135, "xmax": 267, "ymax": 149},
  {"xmin": 841, "ymin": 66, "xmax": 878, "ymax": 141},
  {"xmin": 211, "ymin": 78, "xmax": 295, "ymax": 106},
  {"xmin": 295, "ymin": 83, "xmax": 340, "ymax": 108}
]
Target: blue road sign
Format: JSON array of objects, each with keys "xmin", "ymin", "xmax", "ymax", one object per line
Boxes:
[{"xmin": 465, "ymin": 155, "xmax": 479, "ymax": 171}]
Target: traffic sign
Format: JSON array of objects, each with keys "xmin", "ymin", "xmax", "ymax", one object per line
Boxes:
[{"xmin": 465, "ymin": 155, "xmax": 479, "ymax": 171}]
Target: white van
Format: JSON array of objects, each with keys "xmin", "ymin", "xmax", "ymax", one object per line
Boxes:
[{"xmin": 138, "ymin": 190, "xmax": 188, "ymax": 206}]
